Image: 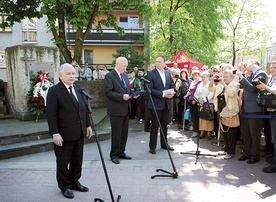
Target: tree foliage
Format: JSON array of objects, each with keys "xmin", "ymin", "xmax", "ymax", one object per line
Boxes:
[
  {"xmin": 112, "ymin": 46, "xmax": 145, "ymax": 70},
  {"xmin": 150, "ymin": 0, "xmax": 226, "ymax": 67},
  {"xmin": 217, "ymin": 0, "xmax": 271, "ymax": 65},
  {"xmin": 0, "ymin": 0, "xmax": 151, "ymax": 63}
]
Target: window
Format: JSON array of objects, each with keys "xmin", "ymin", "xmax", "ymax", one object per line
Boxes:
[
  {"xmin": 23, "ymin": 17, "xmax": 37, "ymax": 42},
  {"xmin": 119, "ymin": 16, "xmax": 139, "ymax": 28},
  {"xmin": 84, "ymin": 50, "xmax": 93, "ymax": 65},
  {"xmin": 0, "ymin": 15, "xmax": 12, "ymax": 32},
  {"xmin": 0, "ymin": 51, "xmax": 5, "ymax": 66}
]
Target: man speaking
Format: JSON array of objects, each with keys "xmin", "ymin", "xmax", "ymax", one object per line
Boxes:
[{"xmin": 46, "ymin": 63, "xmax": 92, "ymax": 199}]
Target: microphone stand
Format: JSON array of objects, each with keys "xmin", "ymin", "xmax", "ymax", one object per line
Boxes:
[
  {"xmin": 144, "ymin": 82, "xmax": 178, "ymax": 179},
  {"xmin": 82, "ymin": 93, "xmax": 121, "ymax": 202},
  {"xmin": 179, "ymin": 82, "xmax": 216, "ymax": 164}
]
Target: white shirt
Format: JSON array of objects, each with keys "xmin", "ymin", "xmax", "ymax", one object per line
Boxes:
[
  {"xmin": 63, "ymin": 83, "xmax": 78, "ymax": 101},
  {"xmin": 157, "ymin": 68, "xmax": 166, "ymax": 87}
]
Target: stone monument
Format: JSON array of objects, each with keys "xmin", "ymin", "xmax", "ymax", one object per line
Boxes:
[{"xmin": 5, "ymin": 45, "xmax": 59, "ymax": 120}]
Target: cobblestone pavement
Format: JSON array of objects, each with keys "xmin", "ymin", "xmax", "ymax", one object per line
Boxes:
[{"xmin": 0, "ymin": 119, "xmax": 275, "ymax": 202}]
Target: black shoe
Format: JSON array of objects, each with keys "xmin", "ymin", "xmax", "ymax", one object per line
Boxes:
[
  {"xmin": 62, "ymin": 188, "xmax": 74, "ymax": 199},
  {"xmin": 118, "ymin": 154, "xmax": 132, "ymax": 160},
  {"xmin": 149, "ymin": 148, "xmax": 156, "ymax": 154},
  {"xmin": 144, "ymin": 128, "xmax": 151, "ymax": 132},
  {"xmin": 266, "ymin": 157, "xmax": 272, "ymax": 163},
  {"xmin": 238, "ymin": 155, "xmax": 249, "ymax": 161},
  {"xmin": 111, "ymin": 158, "xmax": 120, "ymax": 164},
  {"xmin": 247, "ymin": 159, "xmax": 259, "ymax": 164},
  {"xmin": 161, "ymin": 145, "xmax": 174, "ymax": 151},
  {"xmin": 71, "ymin": 183, "xmax": 89, "ymax": 192},
  {"xmin": 263, "ymin": 151, "xmax": 273, "ymax": 158},
  {"xmin": 262, "ymin": 165, "xmax": 276, "ymax": 173}
]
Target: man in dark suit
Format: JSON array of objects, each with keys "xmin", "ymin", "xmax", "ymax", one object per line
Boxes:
[
  {"xmin": 146, "ymin": 55, "xmax": 175, "ymax": 154},
  {"xmin": 236, "ymin": 59, "xmax": 268, "ymax": 164},
  {"xmin": 104, "ymin": 57, "xmax": 138, "ymax": 164},
  {"xmin": 46, "ymin": 63, "xmax": 92, "ymax": 199}
]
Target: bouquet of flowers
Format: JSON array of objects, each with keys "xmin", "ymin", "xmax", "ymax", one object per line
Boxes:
[{"xmin": 27, "ymin": 71, "xmax": 53, "ymax": 121}]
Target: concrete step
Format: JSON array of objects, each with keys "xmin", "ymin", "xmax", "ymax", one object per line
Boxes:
[
  {"xmin": 0, "ymin": 109, "xmax": 111, "ymax": 160},
  {"xmin": 0, "ymin": 111, "xmax": 109, "ymax": 145},
  {"xmin": 0, "ymin": 129, "xmax": 111, "ymax": 160}
]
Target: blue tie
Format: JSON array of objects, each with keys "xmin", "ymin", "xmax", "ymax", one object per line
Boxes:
[{"xmin": 120, "ymin": 73, "xmax": 126, "ymax": 89}]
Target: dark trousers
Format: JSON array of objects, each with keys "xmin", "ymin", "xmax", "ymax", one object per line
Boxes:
[
  {"xmin": 269, "ymin": 117, "xmax": 276, "ymax": 167},
  {"xmin": 189, "ymin": 102, "xmax": 199, "ymax": 132},
  {"xmin": 221, "ymin": 125, "xmax": 237, "ymax": 155},
  {"xmin": 149, "ymin": 107, "xmax": 170, "ymax": 149},
  {"xmin": 109, "ymin": 115, "xmax": 129, "ymax": 159},
  {"xmin": 263, "ymin": 113, "xmax": 273, "ymax": 152},
  {"xmin": 240, "ymin": 116, "xmax": 263, "ymax": 160},
  {"xmin": 213, "ymin": 112, "xmax": 219, "ymax": 137},
  {"xmin": 54, "ymin": 138, "xmax": 84, "ymax": 191},
  {"xmin": 144, "ymin": 100, "xmax": 151, "ymax": 130}
]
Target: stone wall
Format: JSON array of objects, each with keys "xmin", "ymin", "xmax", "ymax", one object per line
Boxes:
[{"xmin": 75, "ymin": 80, "xmax": 107, "ymax": 108}]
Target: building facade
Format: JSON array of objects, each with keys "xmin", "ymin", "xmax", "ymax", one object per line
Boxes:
[
  {"xmin": 1, "ymin": 4, "xmax": 149, "ymax": 81},
  {"xmin": 67, "ymin": 9, "xmax": 148, "ymax": 69},
  {"xmin": 0, "ymin": 15, "xmax": 54, "ymax": 81}
]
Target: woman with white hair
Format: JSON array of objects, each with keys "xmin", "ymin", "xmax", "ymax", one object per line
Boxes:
[{"xmin": 209, "ymin": 70, "xmax": 240, "ymax": 159}]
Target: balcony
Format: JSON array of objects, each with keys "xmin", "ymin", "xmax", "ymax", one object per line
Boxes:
[{"xmin": 66, "ymin": 28, "xmax": 145, "ymax": 46}]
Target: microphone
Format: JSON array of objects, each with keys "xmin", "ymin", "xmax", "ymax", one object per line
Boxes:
[
  {"xmin": 175, "ymin": 75, "xmax": 187, "ymax": 82},
  {"xmin": 141, "ymin": 77, "xmax": 150, "ymax": 83},
  {"xmin": 79, "ymin": 87, "xmax": 93, "ymax": 99}
]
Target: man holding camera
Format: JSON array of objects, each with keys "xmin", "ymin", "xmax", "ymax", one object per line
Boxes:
[
  {"xmin": 236, "ymin": 59, "xmax": 268, "ymax": 164},
  {"xmin": 256, "ymin": 61, "xmax": 276, "ymax": 173}
]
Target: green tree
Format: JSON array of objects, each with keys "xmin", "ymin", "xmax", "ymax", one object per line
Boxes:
[
  {"xmin": 0, "ymin": 0, "xmax": 151, "ymax": 63},
  {"xmin": 112, "ymin": 46, "xmax": 145, "ymax": 70},
  {"xmin": 150, "ymin": 0, "xmax": 226, "ymax": 66},
  {"xmin": 217, "ymin": 0, "xmax": 271, "ymax": 65}
]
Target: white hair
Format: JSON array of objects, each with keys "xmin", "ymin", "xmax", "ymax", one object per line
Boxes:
[{"xmin": 59, "ymin": 63, "xmax": 75, "ymax": 73}]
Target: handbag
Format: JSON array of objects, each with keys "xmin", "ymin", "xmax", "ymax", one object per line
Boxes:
[
  {"xmin": 256, "ymin": 90, "xmax": 276, "ymax": 109},
  {"xmin": 221, "ymin": 115, "xmax": 239, "ymax": 128},
  {"xmin": 184, "ymin": 109, "xmax": 191, "ymax": 120},
  {"xmin": 198, "ymin": 98, "xmax": 213, "ymax": 121},
  {"xmin": 220, "ymin": 106, "xmax": 240, "ymax": 128}
]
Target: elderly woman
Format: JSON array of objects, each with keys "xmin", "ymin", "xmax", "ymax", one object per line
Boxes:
[
  {"xmin": 184, "ymin": 70, "xmax": 202, "ymax": 137},
  {"xmin": 209, "ymin": 70, "xmax": 240, "ymax": 159},
  {"xmin": 194, "ymin": 71, "xmax": 215, "ymax": 140},
  {"xmin": 175, "ymin": 68, "xmax": 191, "ymax": 130}
]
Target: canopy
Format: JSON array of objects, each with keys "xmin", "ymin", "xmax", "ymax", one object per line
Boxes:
[{"xmin": 165, "ymin": 49, "xmax": 204, "ymax": 70}]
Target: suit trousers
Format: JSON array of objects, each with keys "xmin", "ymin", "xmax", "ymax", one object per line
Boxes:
[
  {"xmin": 54, "ymin": 138, "xmax": 84, "ymax": 191},
  {"xmin": 109, "ymin": 115, "xmax": 129, "ymax": 159},
  {"xmin": 149, "ymin": 107, "xmax": 170, "ymax": 149},
  {"xmin": 240, "ymin": 115, "xmax": 263, "ymax": 160},
  {"xmin": 221, "ymin": 125, "xmax": 237, "ymax": 155}
]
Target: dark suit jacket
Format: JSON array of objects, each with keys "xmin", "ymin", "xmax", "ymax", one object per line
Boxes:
[
  {"xmin": 46, "ymin": 82, "xmax": 91, "ymax": 141},
  {"xmin": 240, "ymin": 69, "xmax": 268, "ymax": 113},
  {"xmin": 104, "ymin": 69, "xmax": 131, "ymax": 116},
  {"xmin": 146, "ymin": 68, "xmax": 174, "ymax": 110}
]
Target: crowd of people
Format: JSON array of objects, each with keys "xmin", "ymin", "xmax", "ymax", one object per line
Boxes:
[
  {"xmin": 46, "ymin": 56, "xmax": 276, "ymax": 199},
  {"xmin": 70, "ymin": 60, "xmax": 109, "ymax": 81},
  {"xmin": 122, "ymin": 56, "xmax": 276, "ymax": 174},
  {"xmin": 179, "ymin": 58, "xmax": 275, "ymax": 173}
]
